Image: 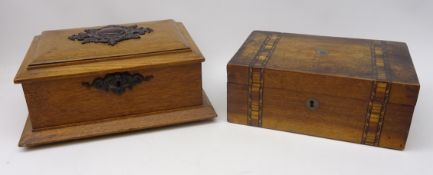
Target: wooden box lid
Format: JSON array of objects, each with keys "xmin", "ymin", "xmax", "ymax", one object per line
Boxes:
[
  {"xmin": 227, "ymin": 31, "xmax": 420, "ymax": 105},
  {"xmin": 15, "ymin": 19, "xmax": 203, "ymax": 83}
]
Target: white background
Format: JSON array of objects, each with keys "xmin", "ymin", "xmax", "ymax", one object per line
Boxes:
[{"xmin": 1, "ymin": 0, "xmax": 432, "ymax": 174}]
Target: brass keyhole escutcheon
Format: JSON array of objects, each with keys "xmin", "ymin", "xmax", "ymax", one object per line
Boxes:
[{"xmin": 306, "ymin": 98, "xmax": 319, "ymax": 110}]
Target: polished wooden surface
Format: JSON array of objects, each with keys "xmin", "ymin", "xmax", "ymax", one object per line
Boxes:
[
  {"xmin": 19, "ymin": 91, "xmax": 216, "ymax": 147},
  {"xmin": 23, "ymin": 63, "xmax": 202, "ymax": 130},
  {"xmin": 14, "ymin": 20, "xmax": 216, "ymax": 146},
  {"xmin": 29, "ymin": 20, "xmax": 192, "ymax": 68},
  {"xmin": 227, "ymin": 31, "xmax": 419, "ymax": 150},
  {"xmin": 229, "ymin": 31, "xmax": 419, "ymax": 85},
  {"xmin": 14, "ymin": 21, "xmax": 204, "ymax": 83}
]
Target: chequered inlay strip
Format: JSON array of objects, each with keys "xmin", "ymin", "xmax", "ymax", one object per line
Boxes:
[
  {"xmin": 361, "ymin": 41, "xmax": 392, "ymax": 146},
  {"xmin": 247, "ymin": 33, "xmax": 281, "ymax": 126}
]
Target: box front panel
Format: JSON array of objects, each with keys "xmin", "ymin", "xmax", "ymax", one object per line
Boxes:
[
  {"xmin": 261, "ymin": 87, "xmax": 369, "ymax": 143},
  {"xmin": 228, "ymin": 81, "xmax": 370, "ymax": 143},
  {"xmin": 227, "ymin": 75, "xmax": 416, "ymax": 150},
  {"xmin": 23, "ymin": 63, "xmax": 202, "ymax": 130}
]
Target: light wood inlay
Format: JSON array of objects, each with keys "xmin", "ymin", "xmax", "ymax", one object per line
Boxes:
[
  {"xmin": 247, "ymin": 33, "xmax": 281, "ymax": 126},
  {"xmin": 362, "ymin": 42, "xmax": 392, "ymax": 145}
]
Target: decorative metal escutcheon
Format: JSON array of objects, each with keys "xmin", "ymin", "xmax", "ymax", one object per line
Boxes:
[
  {"xmin": 68, "ymin": 25, "xmax": 153, "ymax": 46},
  {"xmin": 306, "ymin": 98, "xmax": 319, "ymax": 110},
  {"xmin": 82, "ymin": 72, "xmax": 153, "ymax": 95}
]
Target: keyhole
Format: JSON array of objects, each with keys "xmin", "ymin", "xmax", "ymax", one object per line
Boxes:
[
  {"xmin": 116, "ymin": 80, "xmax": 121, "ymax": 87},
  {"xmin": 306, "ymin": 98, "xmax": 319, "ymax": 110},
  {"xmin": 309, "ymin": 100, "xmax": 315, "ymax": 108}
]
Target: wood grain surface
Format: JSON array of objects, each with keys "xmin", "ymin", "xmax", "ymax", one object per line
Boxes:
[
  {"xmin": 227, "ymin": 31, "xmax": 420, "ymax": 150},
  {"xmin": 23, "ymin": 63, "xmax": 202, "ymax": 130},
  {"xmin": 14, "ymin": 20, "xmax": 216, "ymax": 147},
  {"xmin": 14, "ymin": 20, "xmax": 204, "ymax": 83},
  {"xmin": 19, "ymin": 91, "xmax": 216, "ymax": 147}
]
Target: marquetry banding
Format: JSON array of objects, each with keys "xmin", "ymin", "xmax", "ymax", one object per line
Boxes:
[
  {"xmin": 247, "ymin": 33, "xmax": 281, "ymax": 126},
  {"xmin": 361, "ymin": 41, "xmax": 392, "ymax": 146}
]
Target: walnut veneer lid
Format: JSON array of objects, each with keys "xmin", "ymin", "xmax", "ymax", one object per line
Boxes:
[
  {"xmin": 228, "ymin": 31, "xmax": 420, "ymax": 106},
  {"xmin": 228, "ymin": 31, "xmax": 419, "ymax": 86}
]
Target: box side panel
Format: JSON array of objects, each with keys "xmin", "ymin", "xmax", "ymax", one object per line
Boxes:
[
  {"xmin": 389, "ymin": 83, "xmax": 419, "ymax": 106},
  {"xmin": 375, "ymin": 41, "xmax": 419, "ymax": 107},
  {"xmin": 371, "ymin": 41, "xmax": 419, "ymax": 149},
  {"xmin": 227, "ymin": 83, "xmax": 248, "ymax": 125},
  {"xmin": 379, "ymin": 103, "xmax": 416, "ymax": 150},
  {"xmin": 378, "ymin": 83, "xmax": 419, "ymax": 150},
  {"xmin": 23, "ymin": 63, "xmax": 202, "ymax": 130}
]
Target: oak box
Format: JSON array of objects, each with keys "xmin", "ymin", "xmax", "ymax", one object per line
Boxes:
[{"xmin": 14, "ymin": 19, "xmax": 217, "ymax": 147}]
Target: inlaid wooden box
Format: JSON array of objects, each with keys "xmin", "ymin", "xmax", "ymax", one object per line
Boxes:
[
  {"xmin": 227, "ymin": 31, "xmax": 420, "ymax": 150},
  {"xmin": 14, "ymin": 19, "xmax": 217, "ymax": 147}
]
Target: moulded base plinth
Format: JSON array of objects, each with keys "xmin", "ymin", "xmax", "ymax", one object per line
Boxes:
[{"xmin": 19, "ymin": 91, "xmax": 217, "ymax": 147}]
